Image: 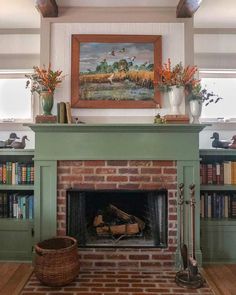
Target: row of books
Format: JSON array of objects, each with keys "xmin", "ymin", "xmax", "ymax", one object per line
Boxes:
[
  {"xmin": 0, "ymin": 162, "xmax": 34, "ymax": 185},
  {"xmin": 0, "ymin": 192, "xmax": 34, "ymax": 219},
  {"xmin": 200, "ymin": 192, "xmax": 236, "ymax": 219},
  {"xmin": 200, "ymin": 162, "xmax": 236, "ymax": 185}
]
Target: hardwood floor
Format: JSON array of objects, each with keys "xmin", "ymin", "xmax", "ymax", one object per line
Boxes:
[
  {"xmin": 0, "ymin": 263, "xmax": 33, "ymax": 295},
  {"xmin": 203, "ymin": 264, "xmax": 236, "ymax": 295}
]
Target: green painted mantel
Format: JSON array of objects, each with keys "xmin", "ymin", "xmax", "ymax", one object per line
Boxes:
[
  {"xmin": 26, "ymin": 123, "xmax": 207, "ymax": 266},
  {"xmin": 27, "ymin": 123, "xmax": 206, "ymax": 161}
]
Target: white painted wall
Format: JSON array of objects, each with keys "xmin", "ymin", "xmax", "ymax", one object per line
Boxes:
[
  {"xmin": 50, "ymin": 22, "xmax": 185, "ymax": 123},
  {"xmin": 194, "ymin": 33, "xmax": 236, "ymax": 69},
  {"xmin": 0, "ymin": 34, "xmax": 40, "ymax": 69}
]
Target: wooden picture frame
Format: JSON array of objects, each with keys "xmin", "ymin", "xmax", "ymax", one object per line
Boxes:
[{"xmin": 71, "ymin": 34, "xmax": 162, "ymax": 109}]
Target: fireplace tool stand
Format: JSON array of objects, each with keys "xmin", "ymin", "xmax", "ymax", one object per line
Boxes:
[{"xmin": 175, "ymin": 184, "xmax": 205, "ymax": 289}]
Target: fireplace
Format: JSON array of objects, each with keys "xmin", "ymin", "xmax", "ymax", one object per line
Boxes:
[
  {"xmin": 67, "ymin": 189, "xmax": 168, "ymax": 247},
  {"xmin": 28, "ymin": 123, "xmax": 205, "ymax": 267}
]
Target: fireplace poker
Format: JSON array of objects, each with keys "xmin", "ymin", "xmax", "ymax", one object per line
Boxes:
[{"xmin": 179, "ymin": 183, "xmax": 188, "ymax": 270}]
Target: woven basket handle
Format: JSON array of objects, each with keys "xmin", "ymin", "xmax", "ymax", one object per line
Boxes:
[{"xmin": 35, "ymin": 245, "xmax": 45, "ymax": 256}]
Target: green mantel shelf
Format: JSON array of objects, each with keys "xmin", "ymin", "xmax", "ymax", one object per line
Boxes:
[
  {"xmin": 26, "ymin": 123, "xmax": 206, "ymax": 133},
  {"xmin": 26, "ymin": 123, "xmax": 207, "ymax": 161}
]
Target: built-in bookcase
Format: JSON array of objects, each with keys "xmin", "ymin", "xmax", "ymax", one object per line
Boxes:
[
  {"xmin": 0, "ymin": 149, "xmax": 34, "ymax": 260},
  {"xmin": 200, "ymin": 149, "xmax": 236, "ymax": 264}
]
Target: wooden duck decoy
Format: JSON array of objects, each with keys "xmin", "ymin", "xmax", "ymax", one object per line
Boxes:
[
  {"xmin": 228, "ymin": 135, "xmax": 236, "ymax": 149},
  {"xmin": 211, "ymin": 132, "xmax": 231, "ymax": 149},
  {"xmin": 0, "ymin": 133, "xmax": 20, "ymax": 148},
  {"xmin": 10, "ymin": 135, "xmax": 29, "ymax": 149}
]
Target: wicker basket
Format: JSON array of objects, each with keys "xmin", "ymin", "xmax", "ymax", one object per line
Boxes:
[{"xmin": 34, "ymin": 236, "xmax": 79, "ymax": 287}]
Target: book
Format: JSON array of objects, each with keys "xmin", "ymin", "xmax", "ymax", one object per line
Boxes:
[
  {"xmin": 201, "ymin": 163, "xmax": 207, "ymax": 185},
  {"xmin": 224, "ymin": 195, "xmax": 229, "ymax": 218},
  {"xmin": 65, "ymin": 102, "xmax": 72, "ymax": 124},
  {"xmin": 163, "ymin": 114, "xmax": 190, "ymax": 124},
  {"xmin": 224, "ymin": 161, "xmax": 231, "ymax": 184},
  {"xmin": 230, "ymin": 195, "xmax": 236, "ymax": 218},
  {"xmin": 35, "ymin": 115, "xmax": 57, "ymax": 123},
  {"xmin": 207, "ymin": 164, "xmax": 213, "ymax": 184},
  {"xmin": 58, "ymin": 102, "xmax": 66, "ymax": 123}
]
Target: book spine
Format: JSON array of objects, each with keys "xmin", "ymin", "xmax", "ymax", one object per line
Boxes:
[
  {"xmin": 21, "ymin": 164, "xmax": 27, "ymax": 185},
  {"xmin": 17, "ymin": 163, "xmax": 22, "ymax": 184},
  {"xmin": 207, "ymin": 164, "xmax": 213, "ymax": 184},
  {"xmin": 208, "ymin": 194, "xmax": 212, "ymax": 218},
  {"xmin": 220, "ymin": 163, "xmax": 224, "ymax": 185},
  {"xmin": 224, "ymin": 195, "xmax": 229, "ymax": 218},
  {"xmin": 15, "ymin": 162, "xmax": 18, "ymax": 184},
  {"xmin": 0, "ymin": 163, "xmax": 3, "ymax": 184},
  {"xmin": 65, "ymin": 102, "xmax": 72, "ymax": 124},
  {"xmin": 12, "ymin": 162, "xmax": 16, "ymax": 185},
  {"xmin": 13, "ymin": 194, "xmax": 18, "ymax": 218},
  {"xmin": 201, "ymin": 164, "xmax": 207, "ymax": 185},
  {"xmin": 30, "ymin": 165, "xmax": 34, "ymax": 184},
  {"xmin": 230, "ymin": 195, "xmax": 236, "ymax": 218},
  {"xmin": 2, "ymin": 163, "xmax": 6, "ymax": 184},
  {"xmin": 0, "ymin": 193, "xmax": 3, "ymax": 217},
  {"xmin": 3, "ymin": 192, "xmax": 8, "ymax": 218},
  {"xmin": 26, "ymin": 165, "xmax": 31, "ymax": 185},
  {"xmin": 212, "ymin": 163, "xmax": 217, "ymax": 184},
  {"xmin": 8, "ymin": 193, "xmax": 13, "ymax": 218},
  {"xmin": 59, "ymin": 102, "xmax": 66, "ymax": 123},
  {"xmin": 216, "ymin": 163, "xmax": 220, "ymax": 185}
]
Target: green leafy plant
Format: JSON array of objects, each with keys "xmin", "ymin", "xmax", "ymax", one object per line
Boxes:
[{"xmin": 185, "ymin": 83, "xmax": 223, "ymax": 106}]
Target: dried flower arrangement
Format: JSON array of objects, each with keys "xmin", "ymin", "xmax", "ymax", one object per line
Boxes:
[
  {"xmin": 25, "ymin": 64, "xmax": 63, "ymax": 94},
  {"xmin": 157, "ymin": 58, "xmax": 199, "ymax": 92}
]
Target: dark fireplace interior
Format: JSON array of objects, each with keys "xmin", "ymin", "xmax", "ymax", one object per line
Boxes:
[{"xmin": 66, "ymin": 189, "xmax": 168, "ymax": 247}]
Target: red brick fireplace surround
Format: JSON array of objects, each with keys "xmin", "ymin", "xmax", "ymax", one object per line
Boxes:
[{"xmin": 57, "ymin": 160, "xmax": 177, "ymax": 268}]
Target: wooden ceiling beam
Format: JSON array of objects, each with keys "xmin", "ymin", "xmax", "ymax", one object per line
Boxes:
[
  {"xmin": 35, "ymin": 0, "xmax": 58, "ymax": 17},
  {"xmin": 176, "ymin": 0, "xmax": 201, "ymax": 18}
]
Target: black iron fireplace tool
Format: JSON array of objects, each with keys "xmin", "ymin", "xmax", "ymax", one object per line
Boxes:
[{"xmin": 175, "ymin": 184, "xmax": 205, "ymax": 289}]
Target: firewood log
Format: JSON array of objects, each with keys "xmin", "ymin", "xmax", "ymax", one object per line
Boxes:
[
  {"xmin": 93, "ymin": 214, "xmax": 103, "ymax": 227},
  {"xmin": 108, "ymin": 204, "xmax": 145, "ymax": 231}
]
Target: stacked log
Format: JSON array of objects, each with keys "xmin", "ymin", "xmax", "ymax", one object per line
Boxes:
[{"xmin": 93, "ymin": 204, "xmax": 145, "ymax": 236}]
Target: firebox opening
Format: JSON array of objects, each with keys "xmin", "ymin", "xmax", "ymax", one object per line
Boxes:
[{"xmin": 66, "ymin": 189, "xmax": 168, "ymax": 248}]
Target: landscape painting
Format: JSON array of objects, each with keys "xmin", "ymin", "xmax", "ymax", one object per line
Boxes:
[{"xmin": 71, "ymin": 35, "xmax": 162, "ymax": 108}]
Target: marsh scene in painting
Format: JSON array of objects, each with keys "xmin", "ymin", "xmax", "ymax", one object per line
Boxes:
[{"xmin": 79, "ymin": 43, "xmax": 154, "ymax": 101}]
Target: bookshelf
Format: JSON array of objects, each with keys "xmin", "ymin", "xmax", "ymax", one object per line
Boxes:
[
  {"xmin": 0, "ymin": 149, "xmax": 34, "ymax": 260},
  {"xmin": 200, "ymin": 149, "xmax": 236, "ymax": 264}
]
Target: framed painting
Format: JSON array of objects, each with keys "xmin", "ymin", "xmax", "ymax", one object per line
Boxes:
[{"xmin": 71, "ymin": 34, "xmax": 162, "ymax": 108}]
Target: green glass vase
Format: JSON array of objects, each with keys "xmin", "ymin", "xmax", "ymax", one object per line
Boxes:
[{"xmin": 40, "ymin": 91, "xmax": 54, "ymax": 116}]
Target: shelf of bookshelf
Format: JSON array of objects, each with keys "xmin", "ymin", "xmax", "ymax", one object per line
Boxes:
[
  {"xmin": 200, "ymin": 149, "xmax": 236, "ymax": 157},
  {"xmin": 201, "ymin": 184, "xmax": 236, "ymax": 191},
  {"xmin": 0, "ymin": 149, "xmax": 34, "ymax": 156},
  {"xmin": 200, "ymin": 149, "xmax": 236, "ymax": 264},
  {"xmin": 0, "ymin": 149, "xmax": 35, "ymax": 260},
  {"xmin": 0, "ymin": 218, "xmax": 34, "ymax": 226},
  {"xmin": 201, "ymin": 218, "xmax": 236, "ymax": 225},
  {"xmin": 0, "ymin": 184, "xmax": 34, "ymax": 191}
]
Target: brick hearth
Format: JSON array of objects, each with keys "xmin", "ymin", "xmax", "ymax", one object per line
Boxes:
[
  {"xmin": 57, "ymin": 160, "xmax": 178, "ymax": 268},
  {"xmin": 21, "ymin": 268, "xmax": 214, "ymax": 295}
]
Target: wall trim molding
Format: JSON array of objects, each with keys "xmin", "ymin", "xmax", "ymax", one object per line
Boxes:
[
  {"xmin": 0, "ymin": 28, "xmax": 40, "ymax": 35},
  {"xmin": 194, "ymin": 28, "xmax": 236, "ymax": 35}
]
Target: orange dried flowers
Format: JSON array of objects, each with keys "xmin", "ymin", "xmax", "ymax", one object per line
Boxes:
[
  {"xmin": 157, "ymin": 58, "xmax": 199, "ymax": 92},
  {"xmin": 25, "ymin": 64, "xmax": 63, "ymax": 94}
]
